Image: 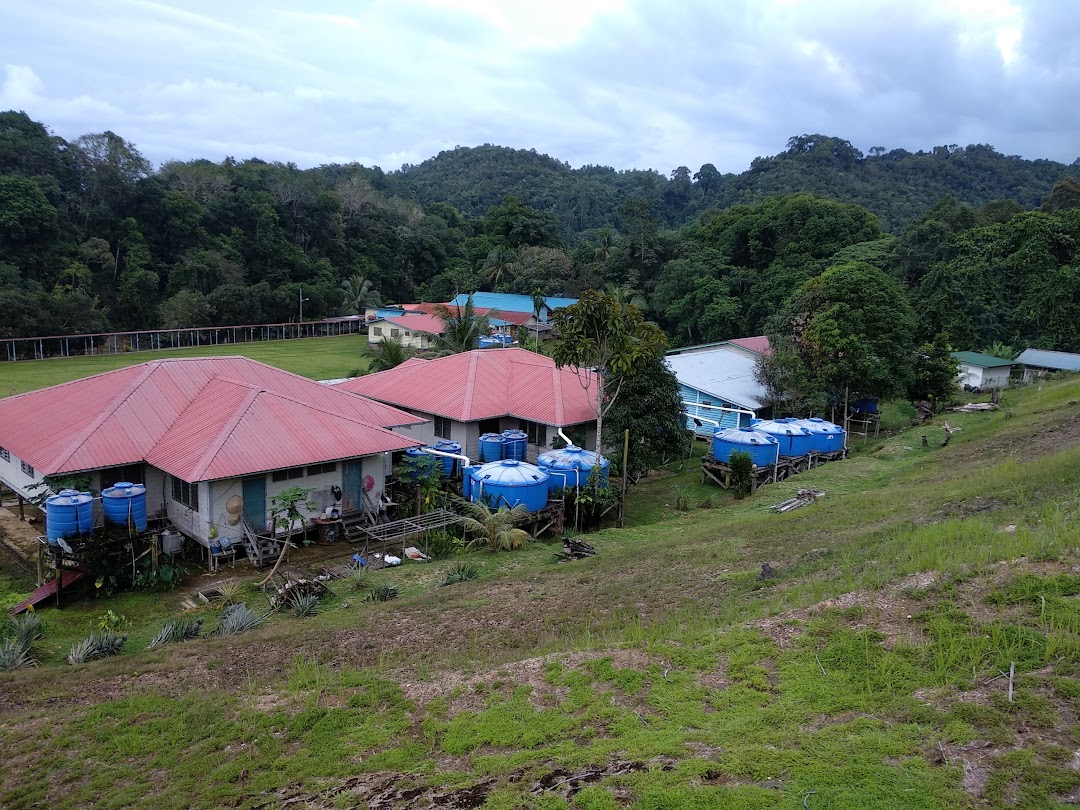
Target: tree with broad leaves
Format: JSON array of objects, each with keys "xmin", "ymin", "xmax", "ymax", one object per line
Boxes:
[
  {"xmin": 363, "ymin": 336, "xmax": 413, "ymax": 372},
  {"xmin": 259, "ymin": 486, "xmax": 316, "ymax": 585},
  {"xmin": 602, "ymin": 355, "xmax": 686, "ymax": 478},
  {"xmin": 550, "ymin": 289, "xmax": 668, "ymax": 455},
  {"xmin": 433, "ymin": 294, "xmax": 493, "ymax": 355},
  {"xmin": 341, "ymin": 274, "xmax": 382, "ymax": 316}
]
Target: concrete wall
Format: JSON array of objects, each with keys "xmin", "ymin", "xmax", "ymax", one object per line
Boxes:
[
  {"xmin": 368, "ymin": 320, "xmax": 436, "ymax": 350},
  {"xmin": 959, "ymin": 364, "xmax": 1011, "ymax": 389},
  {"xmin": 0, "ymin": 447, "xmax": 45, "ymax": 500}
]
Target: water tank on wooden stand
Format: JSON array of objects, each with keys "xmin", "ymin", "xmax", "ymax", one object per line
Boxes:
[
  {"xmin": 466, "ymin": 459, "xmax": 550, "ymax": 512},
  {"xmin": 45, "ymin": 489, "xmax": 94, "ymax": 543},
  {"xmin": 102, "ymin": 482, "xmax": 148, "ymax": 533}
]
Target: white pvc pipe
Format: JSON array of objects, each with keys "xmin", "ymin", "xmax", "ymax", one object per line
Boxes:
[
  {"xmin": 557, "ymin": 427, "xmax": 575, "ymax": 448},
  {"xmin": 688, "ymin": 413, "xmax": 721, "ymax": 428},
  {"xmin": 418, "ymin": 447, "xmax": 471, "ymax": 469}
]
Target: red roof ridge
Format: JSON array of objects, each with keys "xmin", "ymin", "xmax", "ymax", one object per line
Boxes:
[
  {"xmin": 460, "ymin": 351, "xmax": 480, "ymax": 421},
  {"xmin": 186, "ymin": 379, "xmax": 264, "ymax": 482},
  {"xmin": 50, "ymin": 362, "xmax": 161, "ymax": 472}
]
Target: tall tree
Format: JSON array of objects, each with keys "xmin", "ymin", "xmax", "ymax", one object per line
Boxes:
[
  {"xmin": 602, "ymin": 356, "xmax": 686, "ymax": 477},
  {"xmin": 341, "ymin": 274, "xmax": 382, "ymax": 316},
  {"xmin": 550, "ymin": 289, "xmax": 667, "ymax": 454},
  {"xmin": 433, "ymin": 295, "xmax": 491, "ymax": 355}
]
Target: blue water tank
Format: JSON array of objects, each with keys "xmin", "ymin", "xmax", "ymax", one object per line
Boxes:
[
  {"xmin": 479, "ymin": 433, "xmax": 504, "ymax": 463},
  {"xmin": 852, "ymin": 398, "xmax": 879, "ymax": 414},
  {"xmin": 537, "ymin": 446, "xmax": 610, "ymax": 492},
  {"xmin": 467, "ymin": 459, "xmax": 550, "ymax": 512},
  {"xmin": 432, "ymin": 440, "xmax": 462, "ymax": 477},
  {"xmin": 711, "ymin": 427, "xmax": 780, "ymax": 467},
  {"xmin": 461, "ymin": 465, "xmax": 481, "ymax": 499},
  {"xmin": 752, "ymin": 419, "xmax": 814, "ymax": 458},
  {"xmin": 501, "ymin": 429, "xmax": 528, "ymax": 461},
  {"xmin": 45, "ymin": 489, "xmax": 94, "ymax": 542},
  {"xmin": 792, "ymin": 418, "xmax": 845, "ymax": 454},
  {"xmin": 102, "ymin": 482, "xmax": 148, "ymax": 533}
]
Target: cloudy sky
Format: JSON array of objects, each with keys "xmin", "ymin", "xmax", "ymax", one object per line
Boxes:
[{"xmin": 1, "ymin": 0, "xmax": 1077, "ymax": 174}]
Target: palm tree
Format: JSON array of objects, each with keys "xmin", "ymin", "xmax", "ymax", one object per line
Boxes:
[
  {"xmin": 363, "ymin": 336, "xmax": 413, "ymax": 372},
  {"xmin": 433, "ymin": 295, "xmax": 491, "ymax": 355},
  {"xmin": 457, "ymin": 498, "xmax": 531, "ymax": 552},
  {"xmin": 482, "ymin": 245, "xmax": 516, "ymax": 289},
  {"xmin": 341, "ymin": 274, "xmax": 382, "ymax": 316},
  {"xmin": 594, "ymin": 227, "xmax": 616, "ymax": 263},
  {"xmin": 604, "ymin": 283, "xmax": 646, "ymax": 312}
]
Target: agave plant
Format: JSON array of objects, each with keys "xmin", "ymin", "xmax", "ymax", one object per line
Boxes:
[
  {"xmin": 68, "ymin": 630, "xmax": 127, "ymax": 665},
  {"xmin": 147, "ymin": 618, "xmax": 204, "ymax": 649},
  {"xmin": 0, "ymin": 638, "xmax": 36, "ymax": 672},
  {"xmin": 5, "ymin": 613, "xmax": 45, "ymax": 647},
  {"xmin": 289, "ymin": 593, "xmax": 321, "ymax": 618},
  {"xmin": 438, "ymin": 561, "xmax": 479, "ymax": 587},
  {"xmin": 367, "ymin": 583, "xmax": 399, "ymax": 602},
  {"xmin": 214, "ymin": 603, "xmax": 266, "ymax": 637},
  {"xmin": 211, "ymin": 581, "xmax": 245, "ymax": 606},
  {"xmin": 345, "ymin": 567, "xmax": 369, "ymax": 591}
]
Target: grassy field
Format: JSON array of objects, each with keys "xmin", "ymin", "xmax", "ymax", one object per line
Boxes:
[
  {"xmin": 3, "ymin": 378, "xmax": 1080, "ymax": 807},
  {"xmin": 0, "ymin": 334, "xmax": 369, "ymax": 396}
]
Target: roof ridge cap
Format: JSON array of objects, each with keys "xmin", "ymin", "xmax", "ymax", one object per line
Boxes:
[
  {"xmin": 188, "ymin": 383, "xmax": 264, "ymax": 482},
  {"xmin": 460, "ymin": 351, "xmax": 480, "ymax": 421}
]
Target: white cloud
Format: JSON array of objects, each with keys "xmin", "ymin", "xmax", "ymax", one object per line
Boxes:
[{"xmin": 0, "ymin": 0, "xmax": 1076, "ymax": 174}]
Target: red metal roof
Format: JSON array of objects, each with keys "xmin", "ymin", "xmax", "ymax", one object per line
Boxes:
[
  {"xmin": 0, "ymin": 357, "xmax": 423, "ymax": 478},
  {"xmin": 728, "ymin": 336, "xmax": 772, "ymax": 355},
  {"xmin": 146, "ymin": 378, "xmax": 419, "ymax": 481},
  {"xmin": 375, "ymin": 314, "xmax": 446, "ymax": 334},
  {"xmin": 335, "ymin": 348, "xmax": 596, "ymax": 426},
  {"xmin": 405, "ymin": 302, "xmax": 534, "ymax": 327}
]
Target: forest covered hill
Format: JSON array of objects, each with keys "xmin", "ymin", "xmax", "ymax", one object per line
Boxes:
[{"xmin": 0, "ymin": 110, "xmax": 1078, "ymax": 353}]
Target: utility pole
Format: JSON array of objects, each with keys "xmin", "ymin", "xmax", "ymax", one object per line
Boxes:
[{"xmin": 299, "ymin": 288, "xmax": 310, "ymax": 325}]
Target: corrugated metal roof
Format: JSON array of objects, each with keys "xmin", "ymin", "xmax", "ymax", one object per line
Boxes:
[
  {"xmin": 335, "ymin": 348, "xmax": 596, "ymax": 426},
  {"xmin": 665, "ymin": 345, "xmax": 767, "ymax": 410},
  {"xmin": 951, "ymin": 351, "xmax": 1014, "ymax": 368},
  {"xmin": 667, "ymin": 335, "xmax": 771, "ymax": 357},
  {"xmin": 146, "ymin": 378, "xmax": 419, "ymax": 481},
  {"xmin": 450, "ymin": 292, "xmax": 578, "ymax": 315},
  {"xmin": 372, "ymin": 314, "xmax": 446, "ymax": 334},
  {"xmin": 406, "ymin": 301, "xmax": 533, "ymax": 327},
  {"xmin": 0, "ymin": 357, "xmax": 425, "ymax": 477},
  {"xmin": 1016, "ymin": 348, "xmax": 1080, "ymax": 371}
]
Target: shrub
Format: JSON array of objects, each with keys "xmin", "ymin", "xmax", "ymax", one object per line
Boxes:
[
  {"xmin": 68, "ymin": 630, "xmax": 127, "ymax": 665},
  {"xmin": 439, "ymin": 562, "xmax": 479, "ymax": 587},
  {"xmin": 0, "ymin": 638, "xmax": 36, "ymax": 671},
  {"xmin": 147, "ymin": 618, "xmax": 204, "ymax": 649},
  {"xmin": 368, "ymin": 583, "xmax": 399, "ymax": 602},
  {"xmin": 5, "ymin": 612, "xmax": 45, "ymax": 647},
  {"xmin": 214, "ymin": 603, "xmax": 266, "ymax": 636},
  {"xmin": 290, "ymin": 593, "xmax": 321, "ymax": 618},
  {"xmin": 727, "ymin": 450, "xmax": 754, "ymax": 499}
]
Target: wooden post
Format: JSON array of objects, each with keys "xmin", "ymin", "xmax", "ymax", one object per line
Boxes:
[
  {"xmin": 18, "ymin": 494, "xmax": 25, "ymax": 521},
  {"xmin": 619, "ymin": 428, "xmax": 629, "ymax": 528}
]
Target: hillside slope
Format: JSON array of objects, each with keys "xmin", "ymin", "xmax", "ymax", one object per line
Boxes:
[{"xmin": 3, "ymin": 378, "xmax": 1080, "ymax": 807}]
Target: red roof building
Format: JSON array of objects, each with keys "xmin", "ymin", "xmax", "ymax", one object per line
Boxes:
[
  {"xmin": 0, "ymin": 357, "xmax": 426, "ymax": 549},
  {"xmin": 335, "ymin": 348, "xmax": 598, "ymax": 462}
]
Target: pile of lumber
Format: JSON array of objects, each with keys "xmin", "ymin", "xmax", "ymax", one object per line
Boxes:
[
  {"xmin": 950, "ymin": 402, "xmax": 998, "ymax": 413},
  {"xmin": 555, "ymin": 537, "xmax": 596, "ymax": 562},
  {"xmin": 770, "ymin": 489, "xmax": 825, "ymax": 513}
]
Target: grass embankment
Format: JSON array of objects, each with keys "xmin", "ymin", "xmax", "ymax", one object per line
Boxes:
[
  {"xmin": 3, "ymin": 378, "xmax": 1080, "ymax": 808},
  {"xmin": 0, "ymin": 334, "xmax": 369, "ymax": 396}
]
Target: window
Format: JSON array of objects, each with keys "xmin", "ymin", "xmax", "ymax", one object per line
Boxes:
[
  {"xmin": 171, "ymin": 477, "xmax": 199, "ymax": 511},
  {"xmin": 306, "ymin": 462, "xmax": 337, "ymax": 476},
  {"xmin": 20, "ymin": 460, "xmax": 34, "ymax": 476},
  {"xmin": 519, "ymin": 420, "xmax": 547, "ymax": 446},
  {"xmin": 372, "ymin": 326, "xmax": 383, "ymax": 336},
  {"xmin": 404, "ymin": 331, "xmax": 411, "ymax": 337},
  {"xmin": 702, "ymin": 400, "xmax": 713, "ymax": 407},
  {"xmin": 433, "ymin": 415, "xmax": 452, "ymax": 439},
  {"xmin": 272, "ymin": 467, "xmax": 305, "ymax": 482},
  {"xmin": 0, "ymin": 447, "xmax": 9, "ymax": 462},
  {"xmin": 390, "ymin": 328, "xmax": 401, "ymax": 337}
]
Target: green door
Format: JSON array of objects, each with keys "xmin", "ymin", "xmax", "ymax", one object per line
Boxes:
[
  {"xmin": 242, "ymin": 476, "xmax": 266, "ymax": 531},
  {"xmin": 343, "ymin": 461, "xmax": 362, "ymax": 512}
]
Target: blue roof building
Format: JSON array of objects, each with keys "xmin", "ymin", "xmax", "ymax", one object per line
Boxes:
[
  {"xmin": 1017, "ymin": 348, "xmax": 1080, "ymax": 381},
  {"xmin": 450, "ymin": 293, "xmax": 578, "ymax": 322}
]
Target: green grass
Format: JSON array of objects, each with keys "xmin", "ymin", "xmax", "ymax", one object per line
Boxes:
[
  {"xmin": 0, "ymin": 334, "xmax": 369, "ymax": 396},
  {"xmin": 3, "ymin": 378, "xmax": 1080, "ymax": 807}
]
